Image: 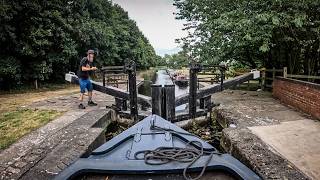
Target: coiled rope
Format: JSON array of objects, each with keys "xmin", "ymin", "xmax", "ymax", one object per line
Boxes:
[{"xmin": 134, "ymin": 124, "xmax": 221, "ymax": 180}]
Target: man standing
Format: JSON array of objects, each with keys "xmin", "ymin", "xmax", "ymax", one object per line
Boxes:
[{"xmin": 78, "ymin": 50, "xmax": 98, "ymax": 109}]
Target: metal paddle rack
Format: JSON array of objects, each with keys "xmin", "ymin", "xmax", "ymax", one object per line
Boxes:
[{"xmin": 66, "ymin": 62, "xmax": 259, "ymax": 122}]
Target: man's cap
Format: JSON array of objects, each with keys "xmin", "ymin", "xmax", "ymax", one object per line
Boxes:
[{"xmin": 87, "ymin": 50, "xmax": 95, "ymax": 55}]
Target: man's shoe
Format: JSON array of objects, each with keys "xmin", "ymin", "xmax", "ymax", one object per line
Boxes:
[
  {"xmin": 88, "ymin": 100, "xmax": 98, "ymax": 106},
  {"xmin": 79, "ymin": 103, "xmax": 86, "ymax": 109}
]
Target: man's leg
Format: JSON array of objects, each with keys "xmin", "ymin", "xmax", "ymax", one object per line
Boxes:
[
  {"xmin": 88, "ymin": 91, "xmax": 92, "ymax": 101},
  {"xmin": 79, "ymin": 93, "xmax": 84, "ymax": 101},
  {"xmin": 78, "ymin": 79, "xmax": 86, "ymax": 109},
  {"xmin": 87, "ymin": 80, "xmax": 97, "ymax": 106}
]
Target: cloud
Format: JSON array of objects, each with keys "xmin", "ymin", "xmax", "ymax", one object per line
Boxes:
[
  {"xmin": 113, "ymin": 0, "xmax": 187, "ymax": 55},
  {"xmin": 157, "ymin": 47, "xmax": 182, "ymax": 57}
]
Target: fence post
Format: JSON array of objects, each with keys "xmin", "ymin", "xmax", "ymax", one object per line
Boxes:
[
  {"xmin": 34, "ymin": 79, "xmax": 38, "ymax": 89},
  {"xmin": 261, "ymin": 68, "xmax": 266, "ymax": 91},
  {"xmin": 283, "ymin": 67, "xmax": 287, "ymax": 78},
  {"xmin": 164, "ymin": 84, "xmax": 175, "ymax": 122},
  {"xmin": 220, "ymin": 66, "xmax": 225, "ymax": 91},
  {"xmin": 125, "ymin": 60, "xmax": 138, "ymax": 122},
  {"xmin": 151, "ymin": 84, "xmax": 162, "ymax": 116},
  {"xmin": 102, "ymin": 71, "xmax": 106, "ymax": 87},
  {"xmin": 189, "ymin": 63, "xmax": 201, "ymax": 119},
  {"xmin": 272, "ymin": 67, "xmax": 276, "ymax": 81}
]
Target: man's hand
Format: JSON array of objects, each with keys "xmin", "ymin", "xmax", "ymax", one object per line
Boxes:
[{"xmin": 91, "ymin": 67, "xmax": 97, "ymax": 71}]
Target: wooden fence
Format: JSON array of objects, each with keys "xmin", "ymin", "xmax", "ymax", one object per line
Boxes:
[{"xmin": 261, "ymin": 67, "xmax": 320, "ymax": 90}]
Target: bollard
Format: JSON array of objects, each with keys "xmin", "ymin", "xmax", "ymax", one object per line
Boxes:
[
  {"xmin": 164, "ymin": 84, "xmax": 175, "ymax": 122},
  {"xmin": 151, "ymin": 84, "xmax": 162, "ymax": 116}
]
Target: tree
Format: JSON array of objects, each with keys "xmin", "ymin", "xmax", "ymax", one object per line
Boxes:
[
  {"xmin": 174, "ymin": 0, "xmax": 320, "ymax": 76},
  {"xmin": 161, "ymin": 51, "xmax": 189, "ymax": 69},
  {"xmin": 0, "ymin": 0, "xmax": 157, "ymax": 89}
]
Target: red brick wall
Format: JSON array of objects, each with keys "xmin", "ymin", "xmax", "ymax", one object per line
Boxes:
[{"xmin": 273, "ymin": 77, "xmax": 320, "ymax": 120}]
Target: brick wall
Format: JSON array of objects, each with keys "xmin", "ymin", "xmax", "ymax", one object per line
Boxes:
[{"xmin": 273, "ymin": 77, "xmax": 320, "ymax": 120}]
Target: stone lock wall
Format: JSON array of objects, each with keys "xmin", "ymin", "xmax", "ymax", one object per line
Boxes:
[{"xmin": 273, "ymin": 77, "xmax": 320, "ymax": 120}]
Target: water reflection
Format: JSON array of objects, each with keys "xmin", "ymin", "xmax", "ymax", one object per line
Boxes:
[
  {"xmin": 155, "ymin": 70, "xmax": 189, "ymax": 97},
  {"xmin": 139, "ymin": 69, "xmax": 188, "ymax": 111}
]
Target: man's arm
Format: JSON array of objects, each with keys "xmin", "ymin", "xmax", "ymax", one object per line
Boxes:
[
  {"xmin": 81, "ymin": 65, "xmax": 97, "ymax": 71},
  {"xmin": 80, "ymin": 60, "xmax": 97, "ymax": 71}
]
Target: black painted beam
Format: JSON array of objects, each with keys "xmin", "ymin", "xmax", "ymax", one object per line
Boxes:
[
  {"xmin": 151, "ymin": 84, "xmax": 162, "ymax": 116},
  {"xmin": 189, "ymin": 67, "xmax": 198, "ymax": 119},
  {"xmin": 127, "ymin": 61, "xmax": 138, "ymax": 122},
  {"xmin": 173, "ymin": 109, "xmax": 207, "ymax": 122},
  {"xmin": 164, "ymin": 84, "xmax": 175, "ymax": 122},
  {"xmin": 66, "ymin": 73, "xmax": 151, "ymax": 107},
  {"xmin": 175, "ymin": 72, "xmax": 254, "ymax": 106}
]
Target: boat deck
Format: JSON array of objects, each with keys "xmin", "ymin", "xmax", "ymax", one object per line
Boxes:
[{"xmin": 82, "ymin": 171, "xmax": 235, "ymax": 180}]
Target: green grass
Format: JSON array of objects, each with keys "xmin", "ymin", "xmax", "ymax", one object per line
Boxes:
[
  {"xmin": 0, "ymin": 109, "xmax": 63, "ymax": 149},
  {"xmin": 0, "ymin": 83, "xmax": 76, "ymax": 95}
]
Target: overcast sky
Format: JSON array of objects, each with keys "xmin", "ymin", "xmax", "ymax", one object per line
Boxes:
[{"xmin": 113, "ymin": 0, "xmax": 187, "ymax": 56}]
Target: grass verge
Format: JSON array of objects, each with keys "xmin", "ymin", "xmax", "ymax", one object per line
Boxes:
[
  {"xmin": 0, "ymin": 109, "xmax": 63, "ymax": 149},
  {"xmin": 0, "ymin": 83, "xmax": 77, "ymax": 95}
]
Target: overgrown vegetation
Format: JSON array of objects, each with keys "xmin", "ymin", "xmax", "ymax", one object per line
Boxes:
[
  {"xmin": 185, "ymin": 117, "xmax": 223, "ymax": 150},
  {"xmin": 0, "ymin": 0, "xmax": 157, "ymax": 90},
  {"xmin": 137, "ymin": 68, "xmax": 157, "ymax": 96},
  {"xmin": 138, "ymin": 68, "xmax": 157, "ymax": 81},
  {"xmin": 105, "ymin": 120, "xmax": 129, "ymax": 142},
  {"xmin": 0, "ymin": 109, "xmax": 62, "ymax": 149},
  {"xmin": 174, "ymin": 0, "xmax": 320, "ymax": 76}
]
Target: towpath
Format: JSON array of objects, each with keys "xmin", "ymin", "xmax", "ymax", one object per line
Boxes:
[{"xmin": 213, "ymin": 90, "xmax": 319, "ymax": 179}]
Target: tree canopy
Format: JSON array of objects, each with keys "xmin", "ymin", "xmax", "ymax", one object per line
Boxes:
[
  {"xmin": 157, "ymin": 51, "xmax": 189, "ymax": 69},
  {"xmin": 174, "ymin": 0, "xmax": 320, "ymax": 75},
  {"xmin": 0, "ymin": 0, "xmax": 157, "ymax": 89}
]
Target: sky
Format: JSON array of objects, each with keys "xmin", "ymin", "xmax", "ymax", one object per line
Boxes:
[{"xmin": 113, "ymin": 0, "xmax": 187, "ymax": 56}]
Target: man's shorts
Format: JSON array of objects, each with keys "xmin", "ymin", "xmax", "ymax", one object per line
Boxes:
[{"xmin": 79, "ymin": 78, "xmax": 93, "ymax": 93}]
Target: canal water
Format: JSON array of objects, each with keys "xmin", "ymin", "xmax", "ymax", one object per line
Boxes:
[{"xmin": 138, "ymin": 69, "xmax": 189, "ymax": 111}]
